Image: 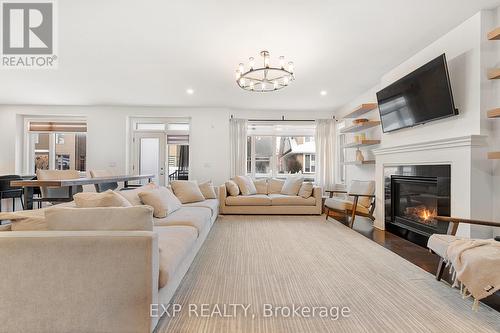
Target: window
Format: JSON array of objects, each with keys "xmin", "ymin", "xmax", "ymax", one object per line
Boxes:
[
  {"xmin": 246, "ymin": 122, "xmax": 316, "ymax": 181},
  {"xmin": 26, "ymin": 120, "xmax": 87, "ymax": 173},
  {"xmin": 336, "ymin": 122, "xmax": 346, "ymax": 184}
]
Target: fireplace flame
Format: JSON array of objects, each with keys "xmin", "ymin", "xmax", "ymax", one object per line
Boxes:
[
  {"xmin": 419, "ymin": 208, "xmax": 437, "ymax": 221},
  {"xmin": 405, "ymin": 205, "xmax": 437, "ymax": 223}
]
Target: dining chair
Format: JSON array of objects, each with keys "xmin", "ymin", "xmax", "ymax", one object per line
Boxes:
[
  {"xmin": 0, "ymin": 175, "xmax": 24, "ymax": 212},
  {"xmin": 90, "ymin": 170, "xmax": 118, "ymax": 192},
  {"xmin": 36, "ymin": 170, "xmax": 83, "ymax": 204}
]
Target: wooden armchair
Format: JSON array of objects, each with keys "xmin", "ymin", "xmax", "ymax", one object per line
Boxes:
[
  {"xmin": 430, "ymin": 216, "xmax": 500, "ymax": 281},
  {"xmin": 324, "ymin": 180, "xmax": 376, "ymax": 228}
]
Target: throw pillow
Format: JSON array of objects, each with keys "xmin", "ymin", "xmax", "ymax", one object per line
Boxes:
[
  {"xmin": 298, "ymin": 182, "xmax": 314, "ymax": 198},
  {"xmin": 74, "ymin": 190, "xmax": 132, "ymax": 208},
  {"xmin": 268, "ymin": 178, "xmax": 285, "ymax": 194},
  {"xmin": 117, "ymin": 183, "xmax": 158, "ymax": 206},
  {"xmin": 45, "ymin": 206, "xmax": 154, "ymax": 231},
  {"xmin": 281, "ymin": 176, "xmax": 304, "ymax": 196},
  {"xmin": 254, "ymin": 179, "xmax": 268, "ymax": 195},
  {"xmin": 170, "ymin": 180, "xmax": 205, "ymax": 204},
  {"xmin": 233, "ymin": 175, "xmax": 257, "ymax": 196},
  {"xmin": 138, "ymin": 187, "xmax": 182, "ymax": 218},
  {"xmin": 0, "ymin": 210, "xmax": 47, "ymax": 231},
  {"xmin": 199, "ymin": 181, "xmax": 217, "ymax": 199},
  {"xmin": 225, "ymin": 180, "xmax": 240, "ymax": 196}
]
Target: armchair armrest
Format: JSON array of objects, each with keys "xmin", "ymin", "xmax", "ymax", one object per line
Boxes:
[
  {"xmin": 348, "ymin": 193, "xmax": 375, "ymax": 198},
  {"xmin": 435, "ymin": 216, "xmax": 500, "ymax": 236},
  {"xmin": 219, "ymin": 184, "xmax": 227, "ymax": 213}
]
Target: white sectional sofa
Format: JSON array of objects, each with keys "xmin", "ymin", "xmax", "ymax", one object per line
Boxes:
[{"xmin": 0, "ymin": 188, "xmax": 218, "ymax": 333}]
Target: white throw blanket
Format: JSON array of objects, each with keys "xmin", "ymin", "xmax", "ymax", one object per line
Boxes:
[{"xmin": 445, "ymin": 238, "xmax": 500, "ymax": 310}]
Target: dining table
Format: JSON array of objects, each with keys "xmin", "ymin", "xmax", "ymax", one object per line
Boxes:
[{"xmin": 10, "ymin": 174, "xmax": 154, "ymax": 210}]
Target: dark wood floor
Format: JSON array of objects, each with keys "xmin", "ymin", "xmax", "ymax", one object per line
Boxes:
[{"xmin": 328, "ymin": 215, "xmax": 500, "ymax": 312}]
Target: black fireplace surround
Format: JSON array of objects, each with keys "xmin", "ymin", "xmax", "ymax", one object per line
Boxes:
[{"xmin": 385, "ymin": 165, "xmax": 451, "ymax": 241}]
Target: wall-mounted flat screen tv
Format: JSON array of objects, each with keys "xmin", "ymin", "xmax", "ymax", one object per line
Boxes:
[{"xmin": 376, "ymin": 54, "xmax": 458, "ymax": 133}]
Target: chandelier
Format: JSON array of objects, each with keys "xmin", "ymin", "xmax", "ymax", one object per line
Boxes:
[{"xmin": 235, "ymin": 50, "xmax": 295, "ymax": 92}]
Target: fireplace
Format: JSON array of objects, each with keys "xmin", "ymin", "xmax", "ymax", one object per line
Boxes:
[{"xmin": 385, "ymin": 165, "xmax": 451, "ymax": 240}]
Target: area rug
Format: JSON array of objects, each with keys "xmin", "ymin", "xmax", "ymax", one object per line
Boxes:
[{"xmin": 156, "ymin": 215, "xmax": 500, "ymax": 332}]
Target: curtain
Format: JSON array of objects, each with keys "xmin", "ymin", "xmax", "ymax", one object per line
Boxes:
[
  {"xmin": 315, "ymin": 119, "xmax": 336, "ymax": 190},
  {"xmin": 229, "ymin": 118, "xmax": 248, "ymax": 177}
]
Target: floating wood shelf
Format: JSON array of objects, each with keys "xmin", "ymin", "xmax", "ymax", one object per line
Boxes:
[
  {"xmin": 340, "ymin": 121, "xmax": 381, "ymax": 134},
  {"xmin": 488, "ymin": 69, "xmax": 500, "ymax": 80},
  {"xmin": 487, "ymin": 108, "xmax": 500, "ymax": 118},
  {"xmin": 488, "ymin": 27, "xmax": 500, "ymax": 40},
  {"xmin": 488, "ymin": 152, "xmax": 500, "ymax": 159},
  {"xmin": 342, "ymin": 160, "xmax": 375, "ymax": 165},
  {"xmin": 343, "ymin": 140, "xmax": 381, "ymax": 148},
  {"xmin": 343, "ymin": 103, "xmax": 378, "ymax": 119}
]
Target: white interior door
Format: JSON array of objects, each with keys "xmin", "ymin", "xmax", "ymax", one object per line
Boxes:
[{"xmin": 133, "ymin": 132, "xmax": 166, "ymax": 186}]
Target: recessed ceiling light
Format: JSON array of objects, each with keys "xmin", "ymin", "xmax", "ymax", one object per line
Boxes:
[
  {"xmin": 186, "ymin": 88, "xmax": 194, "ymax": 95},
  {"xmin": 320, "ymin": 90, "xmax": 327, "ymax": 96}
]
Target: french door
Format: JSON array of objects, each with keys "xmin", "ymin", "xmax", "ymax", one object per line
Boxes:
[{"xmin": 133, "ymin": 132, "xmax": 166, "ymax": 186}]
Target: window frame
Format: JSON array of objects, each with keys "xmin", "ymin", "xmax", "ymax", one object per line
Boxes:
[{"xmin": 336, "ymin": 121, "xmax": 347, "ymax": 185}]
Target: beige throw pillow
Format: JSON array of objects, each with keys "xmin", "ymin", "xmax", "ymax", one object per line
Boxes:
[
  {"xmin": 117, "ymin": 183, "xmax": 158, "ymax": 206},
  {"xmin": 170, "ymin": 180, "xmax": 205, "ymax": 204},
  {"xmin": 269, "ymin": 178, "xmax": 285, "ymax": 194},
  {"xmin": 199, "ymin": 181, "xmax": 217, "ymax": 199},
  {"xmin": 225, "ymin": 180, "xmax": 240, "ymax": 196},
  {"xmin": 233, "ymin": 175, "xmax": 257, "ymax": 196},
  {"xmin": 74, "ymin": 190, "xmax": 132, "ymax": 208},
  {"xmin": 298, "ymin": 182, "xmax": 314, "ymax": 198},
  {"xmin": 254, "ymin": 179, "xmax": 268, "ymax": 195},
  {"xmin": 281, "ymin": 176, "xmax": 304, "ymax": 196},
  {"xmin": 0, "ymin": 210, "xmax": 47, "ymax": 231},
  {"xmin": 138, "ymin": 187, "xmax": 182, "ymax": 218},
  {"xmin": 45, "ymin": 206, "xmax": 154, "ymax": 231}
]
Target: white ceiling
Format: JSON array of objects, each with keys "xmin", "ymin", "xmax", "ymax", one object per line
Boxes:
[{"xmin": 2, "ymin": 0, "xmax": 500, "ymax": 110}]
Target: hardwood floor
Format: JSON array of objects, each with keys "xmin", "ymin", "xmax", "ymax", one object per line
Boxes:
[{"xmin": 329, "ymin": 215, "xmax": 500, "ymax": 312}]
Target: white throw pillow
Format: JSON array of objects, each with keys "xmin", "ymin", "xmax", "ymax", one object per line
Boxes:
[
  {"xmin": 199, "ymin": 181, "xmax": 217, "ymax": 199},
  {"xmin": 298, "ymin": 182, "xmax": 314, "ymax": 198},
  {"xmin": 254, "ymin": 179, "xmax": 268, "ymax": 195},
  {"xmin": 268, "ymin": 178, "xmax": 285, "ymax": 194},
  {"xmin": 74, "ymin": 190, "xmax": 132, "ymax": 208},
  {"xmin": 170, "ymin": 180, "xmax": 205, "ymax": 204},
  {"xmin": 117, "ymin": 183, "xmax": 158, "ymax": 206},
  {"xmin": 138, "ymin": 187, "xmax": 182, "ymax": 218},
  {"xmin": 45, "ymin": 206, "xmax": 154, "ymax": 231},
  {"xmin": 281, "ymin": 176, "xmax": 304, "ymax": 196},
  {"xmin": 225, "ymin": 180, "xmax": 240, "ymax": 196},
  {"xmin": 233, "ymin": 175, "xmax": 257, "ymax": 196}
]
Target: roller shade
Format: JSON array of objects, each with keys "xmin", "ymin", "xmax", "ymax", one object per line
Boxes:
[
  {"xmin": 247, "ymin": 121, "xmax": 315, "ymax": 136},
  {"xmin": 167, "ymin": 135, "xmax": 189, "ymax": 144},
  {"xmin": 29, "ymin": 121, "xmax": 87, "ymax": 133}
]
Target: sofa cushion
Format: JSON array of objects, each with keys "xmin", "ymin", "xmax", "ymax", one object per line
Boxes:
[
  {"xmin": 281, "ymin": 176, "xmax": 304, "ymax": 196},
  {"xmin": 0, "ymin": 209, "xmax": 47, "ymax": 231},
  {"xmin": 225, "ymin": 180, "xmax": 240, "ymax": 196},
  {"xmin": 153, "ymin": 206, "xmax": 211, "ymax": 235},
  {"xmin": 183, "ymin": 199, "xmax": 219, "ymax": 215},
  {"xmin": 170, "ymin": 180, "xmax": 206, "ymax": 204},
  {"xmin": 268, "ymin": 194, "xmax": 316, "ymax": 206},
  {"xmin": 269, "ymin": 178, "xmax": 285, "ymax": 194},
  {"xmin": 199, "ymin": 181, "xmax": 217, "ymax": 199},
  {"xmin": 233, "ymin": 175, "xmax": 257, "ymax": 196},
  {"xmin": 427, "ymin": 234, "xmax": 459, "ymax": 258},
  {"xmin": 155, "ymin": 225, "xmax": 198, "ymax": 289},
  {"xmin": 254, "ymin": 179, "xmax": 268, "ymax": 194},
  {"xmin": 225, "ymin": 194, "xmax": 271, "ymax": 206},
  {"xmin": 138, "ymin": 187, "xmax": 182, "ymax": 218},
  {"xmin": 74, "ymin": 190, "xmax": 132, "ymax": 208},
  {"xmin": 45, "ymin": 206, "xmax": 154, "ymax": 231},
  {"xmin": 298, "ymin": 182, "xmax": 314, "ymax": 198},
  {"xmin": 324, "ymin": 198, "xmax": 370, "ymax": 214},
  {"xmin": 117, "ymin": 183, "xmax": 158, "ymax": 206}
]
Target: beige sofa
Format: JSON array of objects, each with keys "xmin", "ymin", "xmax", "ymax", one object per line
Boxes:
[
  {"xmin": 219, "ymin": 184, "xmax": 322, "ymax": 215},
  {"xmin": 0, "ymin": 194, "xmax": 218, "ymax": 333}
]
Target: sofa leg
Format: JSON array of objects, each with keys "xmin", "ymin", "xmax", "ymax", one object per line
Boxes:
[
  {"xmin": 325, "ymin": 207, "xmax": 330, "ymax": 221},
  {"xmin": 436, "ymin": 258, "xmax": 445, "ymax": 281}
]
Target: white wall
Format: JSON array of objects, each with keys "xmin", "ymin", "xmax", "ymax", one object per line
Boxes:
[{"xmin": 0, "ymin": 105, "xmax": 334, "ymax": 191}]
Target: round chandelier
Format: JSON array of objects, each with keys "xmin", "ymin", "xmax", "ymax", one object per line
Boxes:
[{"xmin": 235, "ymin": 50, "xmax": 295, "ymax": 92}]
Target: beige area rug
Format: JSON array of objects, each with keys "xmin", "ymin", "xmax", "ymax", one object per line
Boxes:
[{"xmin": 157, "ymin": 215, "xmax": 500, "ymax": 333}]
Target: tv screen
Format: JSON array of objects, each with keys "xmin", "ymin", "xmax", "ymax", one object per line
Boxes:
[{"xmin": 376, "ymin": 54, "xmax": 457, "ymax": 133}]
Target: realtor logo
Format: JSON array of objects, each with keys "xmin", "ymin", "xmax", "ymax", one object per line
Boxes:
[{"xmin": 1, "ymin": 0, "xmax": 57, "ymax": 68}]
